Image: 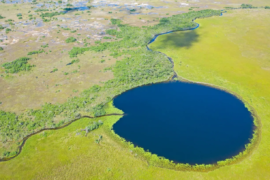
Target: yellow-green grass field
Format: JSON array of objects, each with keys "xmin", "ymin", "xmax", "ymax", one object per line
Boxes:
[
  {"xmin": 1, "ymin": 8, "xmax": 270, "ymax": 180},
  {"xmin": 150, "ymin": 9, "xmax": 270, "ymax": 179}
]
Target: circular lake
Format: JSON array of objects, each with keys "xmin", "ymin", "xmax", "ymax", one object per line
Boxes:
[{"xmin": 113, "ymin": 81, "xmax": 254, "ymax": 165}]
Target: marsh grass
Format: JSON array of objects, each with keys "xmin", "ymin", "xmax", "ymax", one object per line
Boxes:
[{"xmin": 149, "ymin": 9, "xmax": 270, "ymax": 179}]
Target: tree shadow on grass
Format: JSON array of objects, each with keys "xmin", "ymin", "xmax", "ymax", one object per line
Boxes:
[{"xmin": 155, "ymin": 30, "xmax": 199, "ymax": 49}]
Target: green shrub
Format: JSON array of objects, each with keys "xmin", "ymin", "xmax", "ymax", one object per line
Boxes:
[
  {"xmin": 5, "ymin": 19, "xmax": 13, "ymax": 22},
  {"xmin": 103, "ymin": 36, "xmax": 111, "ymax": 39},
  {"xmin": 62, "ymin": 27, "xmax": 70, "ymax": 30},
  {"xmin": 27, "ymin": 49, "xmax": 45, "ymax": 55},
  {"xmin": 0, "ymin": 14, "xmax": 5, "ymax": 19},
  {"xmin": 51, "ymin": 68, "xmax": 58, "ymax": 73},
  {"xmin": 40, "ymin": 12, "xmax": 63, "ymax": 18},
  {"xmin": 110, "ymin": 18, "xmax": 122, "ymax": 25},
  {"xmin": 0, "ymin": 47, "xmax": 3, "ymax": 51},
  {"xmin": 67, "ymin": 59, "xmax": 80, "ymax": 65},
  {"xmin": 241, "ymin": 4, "xmax": 256, "ymax": 9},
  {"xmin": 68, "ymin": 47, "xmax": 89, "ymax": 57},
  {"xmin": 41, "ymin": 44, "xmax": 49, "ymax": 48},
  {"xmin": 65, "ymin": 37, "xmax": 77, "ymax": 43},
  {"xmin": 0, "ymin": 25, "xmax": 5, "ymax": 30},
  {"xmin": 93, "ymin": 104, "xmax": 106, "ymax": 117},
  {"xmin": 5, "ymin": 28, "xmax": 11, "ymax": 34},
  {"xmin": 2, "ymin": 57, "xmax": 34, "ymax": 73},
  {"xmin": 106, "ymin": 29, "xmax": 117, "ymax": 36},
  {"xmin": 35, "ymin": 9, "xmax": 49, "ymax": 12}
]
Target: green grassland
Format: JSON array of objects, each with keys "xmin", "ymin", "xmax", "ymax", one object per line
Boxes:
[{"xmin": 149, "ymin": 9, "xmax": 270, "ymax": 179}]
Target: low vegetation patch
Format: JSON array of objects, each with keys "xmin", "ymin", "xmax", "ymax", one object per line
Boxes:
[
  {"xmin": 2, "ymin": 57, "xmax": 34, "ymax": 74},
  {"xmin": 67, "ymin": 59, "xmax": 80, "ymax": 65},
  {"xmin": 27, "ymin": 49, "xmax": 45, "ymax": 55},
  {"xmin": 40, "ymin": 12, "xmax": 64, "ymax": 18},
  {"xmin": 5, "ymin": 28, "xmax": 11, "ymax": 34},
  {"xmin": 69, "ymin": 47, "xmax": 89, "ymax": 57},
  {"xmin": 65, "ymin": 37, "xmax": 77, "ymax": 43},
  {"xmin": 241, "ymin": 4, "xmax": 257, "ymax": 9}
]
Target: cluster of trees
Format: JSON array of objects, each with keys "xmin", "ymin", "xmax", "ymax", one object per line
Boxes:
[
  {"xmin": 1, "ymin": 57, "xmax": 34, "ymax": 74},
  {"xmin": 39, "ymin": 11, "xmax": 64, "ymax": 22},
  {"xmin": 241, "ymin": 4, "xmax": 257, "ymax": 9},
  {"xmin": 103, "ymin": 36, "xmax": 111, "ymax": 39},
  {"xmin": 41, "ymin": 44, "xmax": 49, "ymax": 48},
  {"xmin": 35, "ymin": 9, "xmax": 49, "ymax": 12},
  {"xmin": 84, "ymin": 120, "xmax": 103, "ymax": 134},
  {"xmin": 67, "ymin": 59, "xmax": 80, "ymax": 65},
  {"xmin": 0, "ymin": 25, "xmax": 5, "ymax": 30},
  {"xmin": 40, "ymin": 12, "xmax": 64, "ymax": 18},
  {"xmin": 65, "ymin": 37, "xmax": 77, "ymax": 43},
  {"xmin": 51, "ymin": 68, "xmax": 58, "ymax": 73},
  {"xmin": 5, "ymin": 28, "xmax": 11, "ymax": 34},
  {"xmin": 226, "ymin": 4, "xmax": 270, "ymax": 10},
  {"xmin": 17, "ymin": 13, "xmax": 22, "ymax": 19},
  {"xmin": 68, "ymin": 47, "xmax": 89, "ymax": 57},
  {"xmin": 0, "ymin": 10, "xmax": 222, "ymax": 158},
  {"xmin": 27, "ymin": 49, "xmax": 45, "ymax": 55}
]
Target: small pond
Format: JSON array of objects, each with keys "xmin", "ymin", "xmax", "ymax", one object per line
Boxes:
[{"xmin": 113, "ymin": 81, "xmax": 254, "ymax": 165}]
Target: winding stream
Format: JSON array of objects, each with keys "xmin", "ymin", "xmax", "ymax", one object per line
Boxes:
[{"xmin": 0, "ymin": 12, "xmax": 254, "ymax": 166}]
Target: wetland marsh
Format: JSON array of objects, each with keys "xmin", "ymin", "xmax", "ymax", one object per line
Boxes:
[{"xmin": 0, "ymin": 0, "xmax": 270, "ymax": 179}]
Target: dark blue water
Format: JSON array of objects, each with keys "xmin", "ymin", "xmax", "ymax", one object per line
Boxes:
[{"xmin": 113, "ymin": 82, "xmax": 254, "ymax": 165}]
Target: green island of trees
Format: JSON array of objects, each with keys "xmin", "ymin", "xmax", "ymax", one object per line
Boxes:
[
  {"xmin": 65, "ymin": 37, "xmax": 77, "ymax": 43},
  {"xmin": 1, "ymin": 57, "xmax": 34, "ymax": 74},
  {"xmin": 27, "ymin": 49, "xmax": 45, "ymax": 55},
  {"xmin": 40, "ymin": 12, "xmax": 63, "ymax": 18},
  {"xmin": 5, "ymin": 28, "xmax": 11, "ymax": 34}
]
